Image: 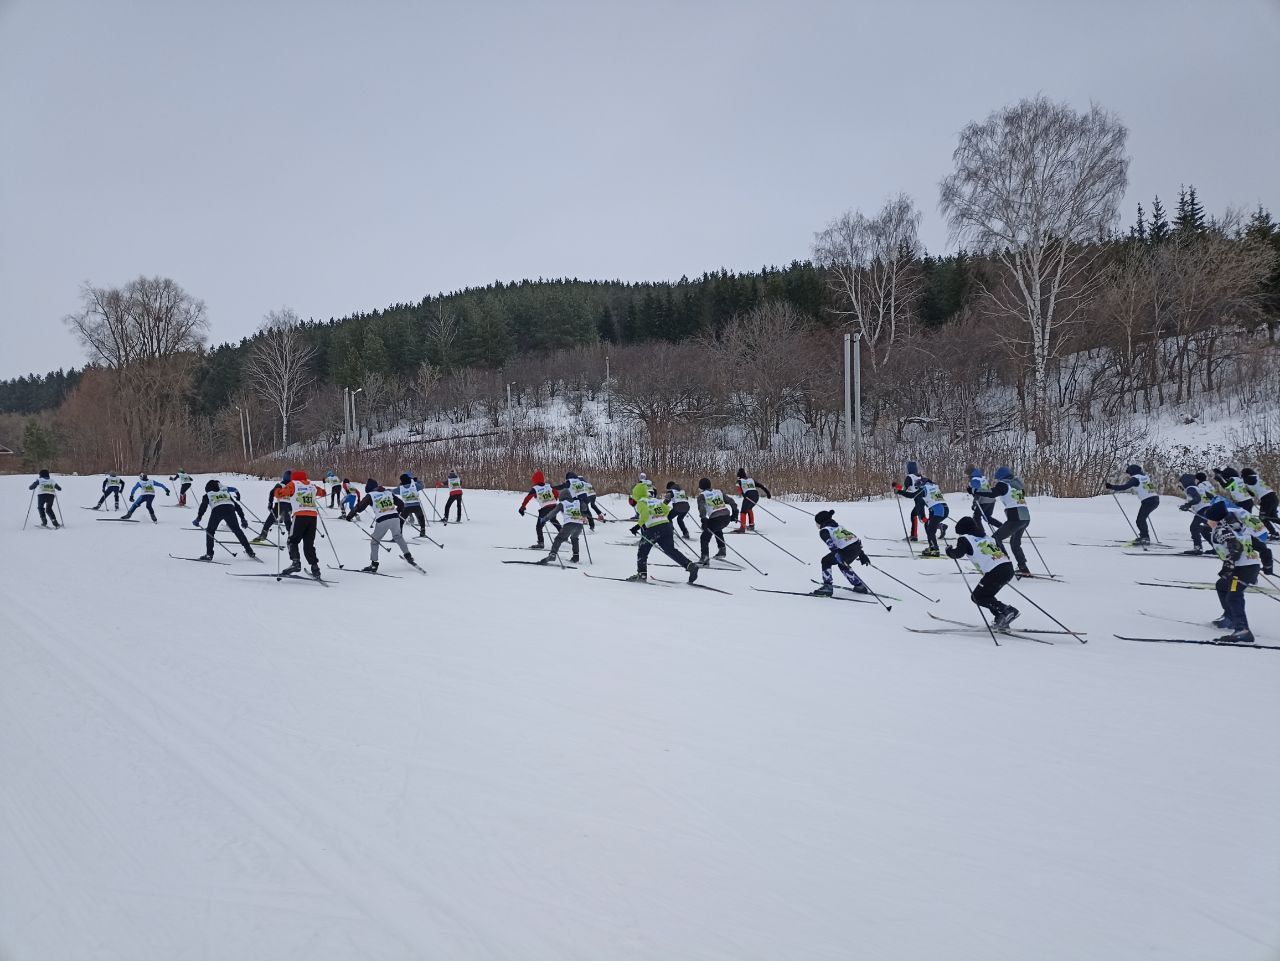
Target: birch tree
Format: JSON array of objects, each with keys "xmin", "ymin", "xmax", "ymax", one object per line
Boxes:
[
  {"xmin": 245, "ymin": 308, "xmax": 316, "ymax": 449},
  {"xmin": 812, "ymin": 193, "xmax": 923, "ymax": 367},
  {"xmin": 939, "ymin": 96, "xmax": 1129, "ymax": 439}
]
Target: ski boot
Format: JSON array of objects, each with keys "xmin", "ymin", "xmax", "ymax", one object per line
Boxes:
[
  {"xmin": 404, "ymin": 553, "xmax": 418, "ymax": 567},
  {"xmin": 748, "ymin": 523, "xmax": 756, "ymax": 531},
  {"xmin": 993, "ymin": 607, "xmax": 1020, "ymax": 630},
  {"xmin": 1216, "ymin": 630, "xmax": 1254, "ymax": 644},
  {"xmin": 152, "ymin": 517, "xmax": 159, "ymax": 524},
  {"xmin": 939, "ymin": 524, "xmax": 948, "ymax": 539},
  {"xmin": 811, "ymin": 583, "xmax": 834, "ymax": 597},
  {"xmin": 714, "ymin": 548, "xmax": 728, "ymax": 560},
  {"xmin": 1132, "ymin": 536, "xmax": 1150, "ymax": 546},
  {"xmin": 686, "ymin": 563, "xmax": 699, "ymax": 584},
  {"xmin": 529, "ymin": 541, "xmax": 545, "ymax": 550},
  {"xmin": 1212, "ymin": 614, "xmax": 1232, "ymax": 629},
  {"xmin": 282, "ymin": 560, "xmax": 302, "ymax": 576},
  {"xmin": 251, "ymin": 537, "xmax": 269, "ymax": 546},
  {"xmin": 199, "ymin": 553, "xmax": 214, "ymax": 562},
  {"xmin": 39, "ymin": 521, "xmax": 48, "ymax": 528},
  {"xmin": 309, "ymin": 564, "xmax": 322, "ymax": 579},
  {"xmin": 697, "ymin": 554, "xmax": 711, "ymax": 567},
  {"xmin": 1016, "ymin": 565, "xmax": 1032, "ymax": 577},
  {"xmin": 362, "ymin": 562, "xmax": 379, "ymax": 573},
  {"xmin": 848, "ymin": 580, "xmax": 870, "ymax": 595},
  {"xmin": 91, "ymin": 505, "xmax": 100, "ymax": 511},
  {"xmin": 920, "ymin": 547, "xmax": 941, "ymax": 558},
  {"xmin": 624, "ymin": 572, "xmax": 646, "ymax": 582},
  {"xmin": 570, "ymin": 554, "xmax": 580, "ymax": 564},
  {"xmin": 536, "ymin": 554, "xmax": 554, "ymax": 566},
  {"xmin": 245, "ymin": 548, "xmax": 257, "ymax": 560}
]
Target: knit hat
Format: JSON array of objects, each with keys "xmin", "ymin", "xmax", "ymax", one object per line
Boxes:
[
  {"xmin": 1125, "ymin": 464, "xmax": 1142, "ymax": 476},
  {"xmin": 366, "ymin": 478, "xmax": 379, "ymax": 491},
  {"xmin": 205, "ymin": 479, "xmax": 220, "ymax": 492},
  {"xmin": 995, "ymin": 466, "xmax": 1012, "ymax": 480},
  {"xmin": 399, "ymin": 473, "xmax": 411, "ymax": 485},
  {"xmin": 814, "ymin": 510, "xmax": 835, "ymax": 526},
  {"xmin": 955, "ymin": 516, "xmax": 978, "ymax": 536},
  {"xmin": 532, "ymin": 470, "xmax": 545, "ymax": 485},
  {"xmin": 698, "ymin": 478, "xmax": 711, "ymax": 490},
  {"xmin": 281, "ymin": 470, "xmax": 292, "ymax": 483}
]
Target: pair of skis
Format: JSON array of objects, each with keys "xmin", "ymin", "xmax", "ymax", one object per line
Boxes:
[
  {"xmin": 906, "ymin": 612, "xmax": 1085, "ymax": 644},
  {"xmin": 582, "ymin": 572, "xmax": 732, "ymax": 595}
]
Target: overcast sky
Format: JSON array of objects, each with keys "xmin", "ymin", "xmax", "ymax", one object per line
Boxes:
[{"xmin": 1, "ymin": 0, "xmax": 1277, "ymax": 379}]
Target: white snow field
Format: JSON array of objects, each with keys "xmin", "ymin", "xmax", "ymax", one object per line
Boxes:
[{"xmin": 1, "ymin": 473, "xmax": 1277, "ymax": 961}]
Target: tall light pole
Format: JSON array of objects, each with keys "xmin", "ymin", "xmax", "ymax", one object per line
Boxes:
[
  {"xmin": 235, "ymin": 405, "xmax": 247, "ymax": 460},
  {"xmin": 350, "ymin": 387, "xmax": 363, "ymax": 446},
  {"xmin": 843, "ymin": 332, "xmax": 863, "ymax": 463}
]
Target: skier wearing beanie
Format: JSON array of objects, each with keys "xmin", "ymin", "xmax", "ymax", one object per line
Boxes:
[
  {"xmin": 913, "ymin": 476, "xmax": 949, "ymax": 558},
  {"xmin": 810, "ymin": 510, "xmax": 871, "ymax": 596},
  {"xmin": 968, "ymin": 467, "xmax": 998, "ymax": 532},
  {"xmin": 1106, "ymin": 464, "xmax": 1160, "ymax": 544},
  {"xmin": 324, "ymin": 469, "xmax": 341, "ymax": 508},
  {"xmin": 895, "ymin": 460, "xmax": 927, "ymax": 541},
  {"xmin": 518, "ymin": 470, "xmax": 563, "ymax": 549},
  {"xmin": 990, "ymin": 466, "xmax": 1032, "ymax": 574},
  {"xmin": 346, "ymin": 479, "xmax": 418, "ymax": 572},
  {"xmin": 252, "ymin": 471, "xmax": 294, "ymax": 544},
  {"xmin": 629, "ymin": 480, "xmax": 699, "ymax": 583},
  {"xmin": 341, "ymin": 478, "xmax": 361, "ymax": 514},
  {"xmin": 695, "ymin": 478, "xmax": 738, "ymax": 564},
  {"xmin": 1201, "ymin": 500, "xmax": 1260, "ymax": 644},
  {"xmin": 27, "ymin": 469, "xmax": 62, "ymax": 528},
  {"xmin": 627, "ymin": 472, "xmax": 657, "ymax": 520},
  {"xmin": 734, "ymin": 468, "xmax": 772, "ymax": 533},
  {"xmin": 1178, "ymin": 472, "xmax": 1215, "ymax": 553},
  {"xmin": 946, "ymin": 516, "xmax": 1019, "ymax": 630},
  {"xmin": 442, "ymin": 469, "xmax": 464, "ymax": 523},
  {"xmin": 664, "ymin": 481, "xmax": 694, "ymax": 539},
  {"xmin": 169, "ymin": 469, "xmax": 194, "ymax": 507},
  {"xmin": 275, "ymin": 469, "xmax": 324, "ymax": 577},
  {"xmin": 1241, "ymin": 467, "xmax": 1278, "ymax": 536},
  {"xmin": 192, "ymin": 479, "xmax": 255, "ymax": 560},
  {"xmin": 538, "ymin": 488, "xmax": 585, "ymax": 565},
  {"xmin": 122, "ymin": 473, "xmax": 170, "ymax": 522},
  {"xmin": 1213, "ymin": 466, "xmax": 1254, "ymax": 512},
  {"xmin": 92, "ymin": 471, "xmax": 127, "ymax": 511},
  {"xmin": 396, "ymin": 471, "xmax": 428, "ymax": 536}
]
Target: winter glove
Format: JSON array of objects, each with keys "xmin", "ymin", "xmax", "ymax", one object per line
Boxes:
[
  {"xmin": 518, "ymin": 507, "xmax": 526, "ymax": 516},
  {"xmin": 629, "ymin": 525, "xmax": 640, "ymax": 536},
  {"xmin": 1179, "ymin": 503, "xmax": 1191, "ymax": 512},
  {"xmin": 857, "ymin": 551, "xmax": 871, "ymax": 567}
]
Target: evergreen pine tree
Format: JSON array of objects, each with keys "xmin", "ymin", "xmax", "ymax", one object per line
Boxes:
[
  {"xmin": 1148, "ymin": 196, "xmax": 1170, "ymax": 244},
  {"xmin": 1174, "ymin": 185, "xmax": 1206, "ymax": 235},
  {"xmin": 1130, "ymin": 203, "xmax": 1147, "ymax": 241}
]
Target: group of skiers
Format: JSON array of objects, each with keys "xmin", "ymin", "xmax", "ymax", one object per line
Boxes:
[{"xmin": 21, "ymin": 458, "xmax": 1274, "ymax": 644}]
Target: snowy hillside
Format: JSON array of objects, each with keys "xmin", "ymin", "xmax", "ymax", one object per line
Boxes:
[{"xmin": 1, "ymin": 474, "xmax": 1277, "ymax": 961}]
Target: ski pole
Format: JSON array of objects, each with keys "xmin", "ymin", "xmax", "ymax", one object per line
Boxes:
[
  {"xmin": 1109, "ymin": 491, "xmax": 1141, "ymax": 540},
  {"xmin": 1255, "ymin": 570, "xmax": 1280, "ymax": 604},
  {"xmin": 21, "ymin": 489, "xmax": 34, "ymax": 530},
  {"xmin": 951, "ymin": 556, "xmax": 999, "ymax": 647},
  {"xmin": 344, "ymin": 513, "xmax": 392, "ymax": 552},
  {"xmin": 581, "ymin": 525, "xmax": 593, "ymax": 565},
  {"xmin": 754, "ymin": 501, "xmax": 787, "ymax": 524},
  {"xmin": 870, "ymin": 563, "xmax": 940, "ymax": 603},
  {"xmin": 418, "ymin": 529, "xmax": 445, "ymax": 549},
  {"xmin": 851, "ymin": 570, "xmax": 892, "ymax": 612},
  {"xmin": 194, "ymin": 524, "xmax": 238, "ymax": 557},
  {"xmin": 462, "ymin": 498, "xmax": 471, "ymax": 521},
  {"xmin": 53, "ymin": 493, "xmax": 66, "ymax": 528},
  {"xmin": 742, "ymin": 527, "xmax": 806, "ymax": 565},
  {"xmin": 894, "ymin": 490, "xmax": 917, "ymax": 559},
  {"xmin": 1025, "ymin": 530, "xmax": 1055, "ymax": 577},
  {"xmin": 773, "ymin": 498, "xmax": 817, "ymax": 518},
  {"xmin": 1006, "ymin": 584, "xmax": 1086, "ymax": 643},
  {"xmin": 317, "ymin": 510, "xmax": 345, "ymax": 568}
]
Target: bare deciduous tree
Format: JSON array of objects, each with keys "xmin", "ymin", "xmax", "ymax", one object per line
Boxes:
[
  {"xmin": 939, "ymin": 96, "xmax": 1129, "ymax": 439},
  {"xmin": 427, "ymin": 302, "xmax": 460, "ymax": 370},
  {"xmin": 812, "ymin": 193, "xmax": 923, "ymax": 367},
  {"xmin": 245, "ymin": 308, "xmax": 316, "ymax": 449},
  {"xmin": 65, "ymin": 275, "xmax": 209, "ymax": 468}
]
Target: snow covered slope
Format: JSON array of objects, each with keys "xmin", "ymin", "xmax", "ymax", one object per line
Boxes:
[{"xmin": 1, "ymin": 475, "xmax": 1277, "ymax": 961}]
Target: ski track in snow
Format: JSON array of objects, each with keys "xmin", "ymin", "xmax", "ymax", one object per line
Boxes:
[{"xmin": 1, "ymin": 478, "xmax": 1278, "ymax": 961}]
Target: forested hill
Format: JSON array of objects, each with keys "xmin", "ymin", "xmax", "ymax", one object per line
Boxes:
[{"xmin": 0, "ymin": 256, "xmax": 974, "ymax": 417}]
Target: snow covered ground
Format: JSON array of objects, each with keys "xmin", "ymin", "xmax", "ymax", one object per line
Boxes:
[{"xmin": 1, "ymin": 474, "xmax": 1277, "ymax": 961}]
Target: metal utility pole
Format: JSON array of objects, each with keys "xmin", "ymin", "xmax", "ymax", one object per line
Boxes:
[
  {"xmin": 852, "ymin": 333, "xmax": 862, "ymax": 459},
  {"xmin": 342, "ymin": 388, "xmax": 350, "ymax": 444},
  {"xmin": 246, "ymin": 410, "xmax": 255, "ymax": 460},
  {"xmin": 842, "ymin": 332, "xmax": 864, "ymax": 463},
  {"xmin": 843, "ymin": 334, "xmax": 852, "ymax": 462},
  {"xmin": 236, "ymin": 405, "xmax": 247, "ymax": 460}
]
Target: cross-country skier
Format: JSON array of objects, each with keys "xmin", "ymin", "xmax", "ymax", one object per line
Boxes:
[
  {"xmin": 895, "ymin": 460, "xmax": 926, "ymax": 541},
  {"xmin": 1106, "ymin": 465, "xmax": 1160, "ymax": 544},
  {"xmin": 538, "ymin": 488, "xmax": 584, "ymax": 565},
  {"xmin": 518, "ymin": 470, "xmax": 562, "ymax": 549},
  {"xmin": 93, "ymin": 472, "xmax": 126, "ymax": 511},
  {"xmin": 1178, "ymin": 472, "xmax": 1215, "ymax": 554},
  {"xmin": 695, "ymin": 478, "xmax": 738, "ymax": 565},
  {"xmin": 629, "ymin": 481, "xmax": 699, "ymax": 583},
  {"xmin": 1221, "ymin": 500, "xmax": 1274, "ymax": 576},
  {"xmin": 990, "ymin": 466, "xmax": 1032, "ymax": 574},
  {"xmin": 562, "ymin": 472, "xmax": 595, "ymax": 530},
  {"xmin": 346, "ymin": 478, "xmax": 417, "ymax": 573},
  {"xmin": 28, "ymin": 469, "xmax": 62, "ymax": 527},
  {"xmin": 664, "ymin": 481, "xmax": 694, "ymax": 539},
  {"xmin": 169, "ymin": 469, "xmax": 194, "ymax": 507},
  {"xmin": 968, "ymin": 467, "xmax": 998, "ymax": 532},
  {"xmin": 1202, "ymin": 501, "xmax": 1261, "ymax": 644},
  {"xmin": 275, "ymin": 470, "xmax": 324, "ymax": 578},
  {"xmin": 341, "ymin": 478, "xmax": 361, "ymax": 514},
  {"xmin": 192, "ymin": 479, "xmax": 256, "ymax": 560},
  {"xmin": 1213, "ymin": 467, "xmax": 1254, "ymax": 513},
  {"xmin": 734, "ymin": 468, "xmax": 771, "ymax": 533},
  {"xmin": 579, "ymin": 474, "xmax": 608, "ymax": 524},
  {"xmin": 252, "ymin": 472, "xmax": 293, "ymax": 544},
  {"xmin": 1241, "ymin": 468, "xmax": 1278, "ymax": 536},
  {"xmin": 122, "ymin": 473, "xmax": 170, "ymax": 522},
  {"xmin": 324, "ymin": 469, "xmax": 341, "ymax": 508},
  {"xmin": 810, "ymin": 510, "xmax": 871, "ymax": 596},
  {"xmin": 396, "ymin": 472, "xmax": 428, "ymax": 536},
  {"xmin": 627, "ymin": 472, "xmax": 656, "ymax": 519},
  {"xmin": 442, "ymin": 469, "xmax": 464, "ymax": 523},
  {"xmin": 915, "ymin": 476, "xmax": 949, "ymax": 558},
  {"xmin": 945, "ymin": 515, "xmax": 1019, "ymax": 629}
]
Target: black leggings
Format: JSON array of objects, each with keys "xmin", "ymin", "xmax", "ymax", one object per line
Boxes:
[
  {"xmin": 993, "ymin": 516, "xmax": 1029, "ymax": 569},
  {"xmin": 971, "ymin": 564, "xmax": 1015, "ymax": 616},
  {"xmin": 925, "ymin": 505, "xmax": 949, "ymax": 550},
  {"xmin": 95, "ymin": 488, "xmax": 123, "ymax": 509},
  {"xmin": 1259, "ymin": 492, "xmax": 1279, "ymax": 536},
  {"xmin": 671, "ymin": 506, "xmax": 691, "ymax": 538},
  {"xmin": 207, "ymin": 510, "xmax": 252, "ymax": 555},
  {"xmin": 401, "ymin": 505, "xmax": 427, "ymax": 535},
  {"xmin": 287, "ymin": 515, "xmax": 319, "ymax": 565},
  {"xmin": 699, "ymin": 514, "xmax": 732, "ymax": 557},
  {"xmin": 445, "ymin": 493, "xmax": 463, "ymax": 521},
  {"xmin": 637, "ymin": 523, "xmax": 693, "ymax": 573},
  {"xmin": 37, "ymin": 493, "xmax": 59, "ymax": 525},
  {"xmin": 1135, "ymin": 497, "xmax": 1159, "ymax": 539},
  {"xmin": 259, "ymin": 505, "xmax": 292, "ymax": 539}
]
